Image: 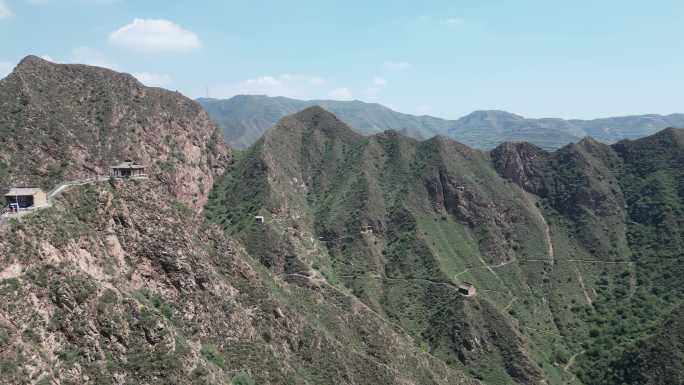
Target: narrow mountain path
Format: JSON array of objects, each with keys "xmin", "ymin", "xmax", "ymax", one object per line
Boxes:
[
  {"xmin": 47, "ymin": 176, "xmax": 111, "ymax": 201},
  {"xmin": 475, "ymin": 254, "xmax": 517, "ymax": 300},
  {"xmin": 523, "ymin": 192, "xmax": 555, "ymax": 265},
  {"xmin": 336, "ymin": 274, "xmax": 467, "ymax": 293},
  {"xmin": 628, "ymin": 263, "xmax": 637, "ymax": 299},
  {"xmin": 453, "ymin": 257, "xmax": 517, "ymax": 279},
  {"xmin": 524, "ymin": 258, "xmax": 633, "ymax": 264},
  {"xmin": 561, "ymin": 350, "xmax": 585, "ymax": 385},
  {"xmin": 504, "ymin": 296, "xmax": 518, "ymax": 311},
  {"xmin": 575, "ymin": 267, "xmax": 593, "ymax": 306},
  {"xmin": 563, "ymin": 351, "xmax": 583, "ymax": 372},
  {"xmin": 520, "ymin": 325, "xmax": 562, "ymax": 337},
  {"xmin": 1, "ymin": 176, "xmax": 126, "ymax": 226}
]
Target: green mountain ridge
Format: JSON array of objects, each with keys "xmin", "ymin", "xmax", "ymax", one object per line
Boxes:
[
  {"xmin": 197, "ymin": 95, "xmax": 684, "ymax": 151},
  {"xmin": 2, "ymin": 56, "xmax": 683, "ymax": 385},
  {"xmin": 207, "ymin": 106, "xmax": 684, "ymax": 385},
  {"xmin": 0, "ymin": 56, "xmax": 482, "ymax": 385}
]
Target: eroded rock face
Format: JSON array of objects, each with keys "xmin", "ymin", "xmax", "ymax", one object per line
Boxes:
[
  {"xmin": 0, "ymin": 181, "xmax": 480, "ymax": 385},
  {"xmin": 491, "ymin": 142, "xmax": 550, "ymax": 195},
  {"xmin": 0, "ymin": 55, "xmax": 229, "ymax": 209}
]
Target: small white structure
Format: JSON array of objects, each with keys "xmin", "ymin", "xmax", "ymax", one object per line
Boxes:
[
  {"xmin": 255, "ymin": 215, "xmax": 265, "ymax": 224},
  {"xmin": 360, "ymin": 225, "xmax": 374, "ymax": 235}
]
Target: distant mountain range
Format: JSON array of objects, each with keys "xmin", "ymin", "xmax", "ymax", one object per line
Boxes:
[
  {"xmin": 198, "ymin": 95, "xmax": 684, "ymax": 150},
  {"xmin": 197, "ymin": 95, "xmax": 452, "ymax": 149}
]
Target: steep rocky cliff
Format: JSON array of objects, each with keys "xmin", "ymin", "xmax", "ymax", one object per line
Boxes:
[{"xmin": 0, "ymin": 56, "xmax": 228, "ymax": 209}]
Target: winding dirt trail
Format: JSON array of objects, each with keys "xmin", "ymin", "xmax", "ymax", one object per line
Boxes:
[
  {"xmin": 575, "ymin": 267, "xmax": 593, "ymax": 306},
  {"xmin": 563, "ymin": 351, "xmax": 583, "ymax": 371},
  {"xmin": 524, "ymin": 192, "xmax": 555, "ymax": 265}
]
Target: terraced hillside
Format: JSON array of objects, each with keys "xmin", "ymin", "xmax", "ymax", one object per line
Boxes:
[{"xmin": 207, "ymin": 107, "xmax": 684, "ymax": 385}]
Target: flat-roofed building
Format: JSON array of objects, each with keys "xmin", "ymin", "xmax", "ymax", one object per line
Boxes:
[
  {"xmin": 110, "ymin": 160, "xmax": 147, "ymax": 178},
  {"xmin": 5, "ymin": 188, "xmax": 48, "ymax": 211}
]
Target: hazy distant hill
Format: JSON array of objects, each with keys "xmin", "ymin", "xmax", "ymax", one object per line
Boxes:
[
  {"xmin": 449, "ymin": 110, "xmax": 684, "ymax": 150},
  {"xmin": 198, "ymin": 95, "xmax": 452, "ymax": 149},
  {"xmin": 198, "ymin": 95, "xmax": 684, "ymax": 150}
]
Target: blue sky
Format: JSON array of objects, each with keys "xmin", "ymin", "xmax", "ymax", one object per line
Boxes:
[{"xmin": 1, "ymin": 0, "xmax": 683, "ymax": 119}]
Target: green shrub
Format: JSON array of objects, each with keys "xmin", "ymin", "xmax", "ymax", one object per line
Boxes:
[
  {"xmin": 232, "ymin": 372, "xmax": 255, "ymax": 385},
  {"xmin": 200, "ymin": 344, "xmax": 225, "ymax": 369}
]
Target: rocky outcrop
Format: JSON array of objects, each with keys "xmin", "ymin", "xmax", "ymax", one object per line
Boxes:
[
  {"xmin": 0, "ymin": 181, "xmax": 480, "ymax": 385},
  {"xmin": 491, "ymin": 142, "xmax": 550, "ymax": 195},
  {"xmin": 0, "ymin": 55, "xmax": 229, "ymax": 209}
]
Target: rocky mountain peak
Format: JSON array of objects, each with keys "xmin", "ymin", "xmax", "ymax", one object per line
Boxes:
[
  {"xmin": 271, "ymin": 105, "xmax": 361, "ymax": 141},
  {"xmin": 0, "ymin": 55, "xmax": 229, "ymax": 210},
  {"xmin": 491, "ymin": 141, "xmax": 549, "ymax": 193}
]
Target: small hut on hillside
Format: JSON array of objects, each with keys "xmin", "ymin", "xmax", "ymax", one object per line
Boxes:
[
  {"xmin": 110, "ymin": 160, "xmax": 147, "ymax": 179},
  {"xmin": 458, "ymin": 282, "xmax": 477, "ymax": 297},
  {"xmin": 5, "ymin": 188, "xmax": 48, "ymax": 211}
]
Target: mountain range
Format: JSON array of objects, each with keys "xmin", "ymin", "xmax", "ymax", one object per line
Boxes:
[
  {"xmin": 207, "ymin": 105, "xmax": 684, "ymax": 385},
  {"xmin": 198, "ymin": 95, "xmax": 684, "ymax": 150},
  {"xmin": 1, "ymin": 56, "xmax": 683, "ymax": 385}
]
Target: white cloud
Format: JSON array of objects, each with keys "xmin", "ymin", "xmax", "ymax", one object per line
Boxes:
[
  {"xmin": 40, "ymin": 54, "xmax": 55, "ymax": 62},
  {"xmin": 373, "ymin": 76, "xmax": 387, "ymax": 87},
  {"xmin": 384, "ymin": 61, "xmax": 412, "ymax": 71},
  {"xmin": 0, "ymin": 0, "xmax": 12, "ymax": 19},
  {"xmin": 364, "ymin": 76, "xmax": 388, "ymax": 100},
  {"xmin": 328, "ymin": 87, "xmax": 353, "ymax": 100},
  {"xmin": 0, "ymin": 61, "xmax": 13, "ymax": 78},
  {"xmin": 443, "ymin": 17, "xmax": 464, "ymax": 26},
  {"xmin": 71, "ymin": 46, "xmax": 118, "ymax": 69},
  {"xmin": 133, "ymin": 72, "xmax": 172, "ymax": 88},
  {"xmin": 109, "ymin": 18, "xmax": 201, "ymax": 53},
  {"xmin": 212, "ymin": 74, "xmax": 327, "ymax": 99}
]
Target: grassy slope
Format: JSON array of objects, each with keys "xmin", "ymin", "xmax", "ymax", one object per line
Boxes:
[
  {"xmin": 492, "ymin": 129, "xmax": 684, "ymax": 384},
  {"xmin": 208, "ymin": 107, "xmax": 575, "ymax": 385},
  {"xmin": 208, "ymin": 105, "xmax": 684, "ymax": 385}
]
